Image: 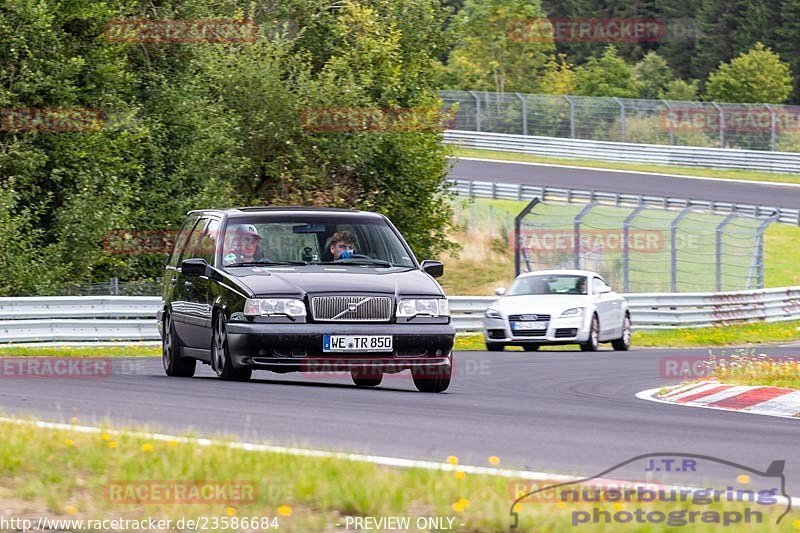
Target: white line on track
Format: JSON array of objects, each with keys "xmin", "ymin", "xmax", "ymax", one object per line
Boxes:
[
  {"xmin": 453, "ymin": 156, "xmax": 800, "ymax": 189},
  {"xmin": 4, "ymin": 414, "xmax": 800, "ymax": 509}
]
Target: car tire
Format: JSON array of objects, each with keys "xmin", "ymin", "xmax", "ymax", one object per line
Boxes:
[
  {"xmin": 486, "ymin": 343, "xmax": 504, "ymax": 352},
  {"xmin": 522, "ymin": 344, "xmax": 540, "ymax": 352},
  {"xmin": 611, "ymin": 313, "xmax": 632, "ymax": 351},
  {"xmin": 580, "ymin": 314, "xmax": 600, "ymax": 352},
  {"xmin": 351, "ymin": 370, "xmax": 383, "ymax": 387},
  {"xmin": 162, "ymin": 311, "xmax": 196, "ymax": 377},
  {"xmin": 412, "ymin": 361, "xmax": 452, "ymax": 393},
  {"xmin": 211, "ymin": 312, "xmax": 252, "ymax": 381}
]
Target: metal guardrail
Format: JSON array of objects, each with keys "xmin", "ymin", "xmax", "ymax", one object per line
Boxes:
[
  {"xmin": 2, "ymin": 291, "xmax": 800, "ymax": 342},
  {"xmin": 444, "ymin": 129, "xmax": 800, "ymax": 174},
  {"xmin": 446, "ymin": 178, "xmax": 800, "ymax": 226}
]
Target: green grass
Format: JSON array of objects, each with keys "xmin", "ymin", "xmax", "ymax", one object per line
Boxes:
[
  {"xmin": 453, "ymin": 147, "xmax": 800, "ymax": 185},
  {"xmin": 0, "ymin": 418, "xmax": 795, "ymax": 532},
  {"xmin": 703, "ymin": 352, "xmax": 800, "ymax": 389},
  {"xmin": 0, "ymin": 345, "xmax": 160, "ymax": 357},
  {"xmin": 454, "ymin": 320, "xmax": 800, "ymax": 351}
]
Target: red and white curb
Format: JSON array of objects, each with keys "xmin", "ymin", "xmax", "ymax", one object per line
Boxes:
[{"xmin": 637, "ymin": 381, "xmax": 800, "ymax": 419}]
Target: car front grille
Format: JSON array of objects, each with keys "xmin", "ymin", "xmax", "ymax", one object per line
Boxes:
[
  {"xmin": 508, "ymin": 314, "xmax": 551, "ymax": 321},
  {"xmin": 311, "ymin": 296, "xmax": 392, "ymax": 322}
]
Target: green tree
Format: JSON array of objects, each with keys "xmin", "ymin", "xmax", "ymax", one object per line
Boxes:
[
  {"xmin": 705, "ymin": 43, "xmax": 792, "ymax": 103},
  {"xmin": 659, "ymin": 79, "xmax": 699, "ymax": 100},
  {"xmin": 539, "ymin": 54, "xmax": 576, "ymax": 95},
  {"xmin": 574, "ymin": 46, "xmax": 642, "ymax": 98},
  {"xmin": 634, "ymin": 51, "xmax": 675, "ymax": 99},
  {"xmin": 443, "ymin": 0, "xmax": 554, "ymax": 93}
]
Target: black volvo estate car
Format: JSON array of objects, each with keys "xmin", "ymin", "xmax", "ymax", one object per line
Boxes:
[{"xmin": 157, "ymin": 207, "xmax": 455, "ymax": 392}]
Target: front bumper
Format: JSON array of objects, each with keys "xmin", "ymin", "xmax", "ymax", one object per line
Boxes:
[
  {"xmin": 483, "ymin": 315, "xmax": 590, "ymax": 344},
  {"xmin": 226, "ymin": 322, "xmax": 455, "ymax": 372}
]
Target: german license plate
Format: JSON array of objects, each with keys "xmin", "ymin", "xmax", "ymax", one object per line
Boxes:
[
  {"xmin": 511, "ymin": 321, "xmax": 548, "ymax": 330},
  {"xmin": 323, "ymin": 335, "xmax": 393, "ymax": 352}
]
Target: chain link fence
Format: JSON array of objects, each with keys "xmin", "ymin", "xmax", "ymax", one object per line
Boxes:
[
  {"xmin": 56, "ymin": 278, "xmax": 162, "ymax": 297},
  {"xmin": 516, "ymin": 200, "xmax": 775, "ymax": 293},
  {"xmin": 442, "ymin": 90, "xmax": 800, "ymax": 152}
]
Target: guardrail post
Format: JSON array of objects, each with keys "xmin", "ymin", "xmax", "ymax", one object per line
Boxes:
[
  {"xmin": 715, "ymin": 213, "xmax": 738, "ymax": 291},
  {"xmin": 614, "ymin": 97, "xmax": 626, "ymax": 142},
  {"xmin": 515, "ymin": 92, "xmax": 528, "ymax": 136},
  {"xmin": 712, "ymin": 102, "xmax": 724, "ymax": 148},
  {"xmin": 670, "ymin": 207, "xmax": 692, "ymax": 292},
  {"xmin": 564, "ymin": 95, "xmax": 575, "ymax": 138},
  {"xmin": 623, "ymin": 202, "xmax": 646, "ymax": 292},
  {"xmin": 110, "ymin": 277, "xmax": 119, "ymax": 296},
  {"xmin": 574, "ymin": 203, "xmax": 597, "ymax": 269},
  {"xmin": 469, "ymin": 91, "xmax": 481, "ymax": 132}
]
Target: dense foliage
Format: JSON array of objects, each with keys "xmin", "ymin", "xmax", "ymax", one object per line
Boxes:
[{"xmin": 0, "ymin": 0, "xmax": 455, "ymax": 295}]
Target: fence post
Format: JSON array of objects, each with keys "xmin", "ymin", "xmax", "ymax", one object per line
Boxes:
[
  {"xmin": 469, "ymin": 90, "xmax": 481, "ymax": 132},
  {"xmin": 515, "ymin": 92, "xmax": 528, "ymax": 136},
  {"xmin": 670, "ymin": 207, "xmax": 692, "ymax": 292},
  {"xmin": 715, "ymin": 213, "xmax": 738, "ymax": 291},
  {"xmin": 712, "ymin": 102, "xmax": 724, "ymax": 147},
  {"xmin": 564, "ymin": 95, "xmax": 575, "ymax": 138},
  {"xmin": 615, "ymin": 97, "xmax": 626, "ymax": 142},
  {"xmin": 663, "ymin": 100, "xmax": 674, "ymax": 145},
  {"xmin": 623, "ymin": 202, "xmax": 646, "ymax": 293},
  {"xmin": 573, "ymin": 203, "xmax": 596, "ymax": 269},
  {"xmin": 110, "ymin": 277, "xmax": 119, "ymax": 296},
  {"xmin": 765, "ymin": 103, "xmax": 776, "ymax": 151},
  {"xmin": 752, "ymin": 213, "xmax": 778, "ymax": 289}
]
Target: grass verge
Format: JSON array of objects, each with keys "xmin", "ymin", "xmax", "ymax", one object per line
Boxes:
[
  {"xmin": 453, "ymin": 147, "xmax": 800, "ymax": 185},
  {"xmin": 0, "ymin": 345, "xmax": 160, "ymax": 358},
  {"xmin": 0, "ymin": 418, "xmax": 794, "ymax": 532}
]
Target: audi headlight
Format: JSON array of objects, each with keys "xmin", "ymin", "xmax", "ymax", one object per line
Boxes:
[
  {"xmin": 397, "ymin": 298, "xmax": 450, "ymax": 318},
  {"xmin": 244, "ymin": 298, "xmax": 307, "ymax": 318},
  {"xmin": 485, "ymin": 308, "xmax": 502, "ymax": 319},
  {"xmin": 560, "ymin": 307, "xmax": 585, "ymax": 317}
]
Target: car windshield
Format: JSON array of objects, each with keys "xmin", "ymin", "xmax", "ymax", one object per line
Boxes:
[
  {"xmin": 507, "ymin": 274, "xmax": 588, "ymax": 296},
  {"xmin": 219, "ymin": 215, "xmax": 416, "ymax": 268}
]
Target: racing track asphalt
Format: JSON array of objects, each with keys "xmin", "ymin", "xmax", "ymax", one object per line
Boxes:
[
  {"xmin": 448, "ymin": 158, "xmax": 800, "ymax": 209},
  {"xmin": 1, "ymin": 348, "xmax": 799, "ymax": 493}
]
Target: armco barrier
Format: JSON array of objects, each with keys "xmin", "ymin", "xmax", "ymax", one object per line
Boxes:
[
  {"xmin": 446, "ymin": 178, "xmax": 800, "ymax": 225},
  {"xmin": 444, "ymin": 129, "xmax": 800, "ymax": 174},
  {"xmin": 1, "ymin": 290, "xmax": 800, "ymax": 342}
]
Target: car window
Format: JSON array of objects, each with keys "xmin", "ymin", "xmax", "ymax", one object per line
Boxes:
[
  {"xmin": 179, "ymin": 218, "xmax": 210, "ymax": 263},
  {"xmin": 168, "ymin": 216, "xmax": 200, "ymax": 267},
  {"xmin": 197, "ymin": 219, "xmax": 220, "ymax": 264},
  {"xmin": 221, "ymin": 215, "xmax": 416, "ymax": 268},
  {"xmin": 594, "ymin": 278, "xmax": 612, "ymax": 294},
  {"xmin": 508, "ymin": 275, "xmax": 588, "ymax": 295}
]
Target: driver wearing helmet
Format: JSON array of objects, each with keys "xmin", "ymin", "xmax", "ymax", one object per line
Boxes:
[{"xmin": 223, "ymin": 224, "xmax": 264, "ymax": 265}]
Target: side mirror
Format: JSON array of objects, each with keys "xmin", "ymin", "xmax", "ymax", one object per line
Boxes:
[
  {"xmin": 494, "ymin": 287, "xmax": 506, "ymax": 296},
  {"xmin": 181, "ymin": 258, "xmax": 209, "ymax": 277},
  {"xmin": 420, "ymin": 260, "xmax": 444, "ymax": 278},
  {"xmin": 598, "ymin": 285, "xmax": 612, "ymax": 294}
]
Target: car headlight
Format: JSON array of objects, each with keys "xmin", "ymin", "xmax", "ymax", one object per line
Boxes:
[
  {"xmin": 560, "ymin": 307, "xmax": 585, "ymax": 317},
  {"xmin": 484, "ymin": 308, "xmax": 502, "ymax": 319},
  {"xmin": 397, "ymin": 298, "xmax": 450, "ymax": 318},
  {"xmin": 244, "ymin": 298, "xmax": 307, "ymax": 318}
]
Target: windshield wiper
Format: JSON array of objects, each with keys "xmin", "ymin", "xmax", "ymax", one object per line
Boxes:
[
  {"xmin": 319, "ymin": 258, "xmax": 395, "ymax": 267},
  {"xmin": 226, "ymin": 260, "xmax": 308, "ymax": 267}
]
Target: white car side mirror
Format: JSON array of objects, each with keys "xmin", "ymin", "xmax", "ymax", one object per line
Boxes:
[
  {"xmin": 598, "ymin": 286, "xmax": 612, "ymax": 294},
  {"xmin": 494, "ymin": 287, "xmax": 506, "ymax": 296}
]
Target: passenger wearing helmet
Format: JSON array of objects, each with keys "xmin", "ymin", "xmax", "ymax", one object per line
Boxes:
[{"xmin": 223, "ymin": 224, "xmax": 264, "ymax": 265}]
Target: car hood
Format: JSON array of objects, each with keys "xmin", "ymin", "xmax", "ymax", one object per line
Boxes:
[
  {"xmin": 228, "ymin": 265, "xmax": 444, "ymax": 298},
  {"xmin": 491, "ymin": 294, "xmax": 589, "ymax": 315}
]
